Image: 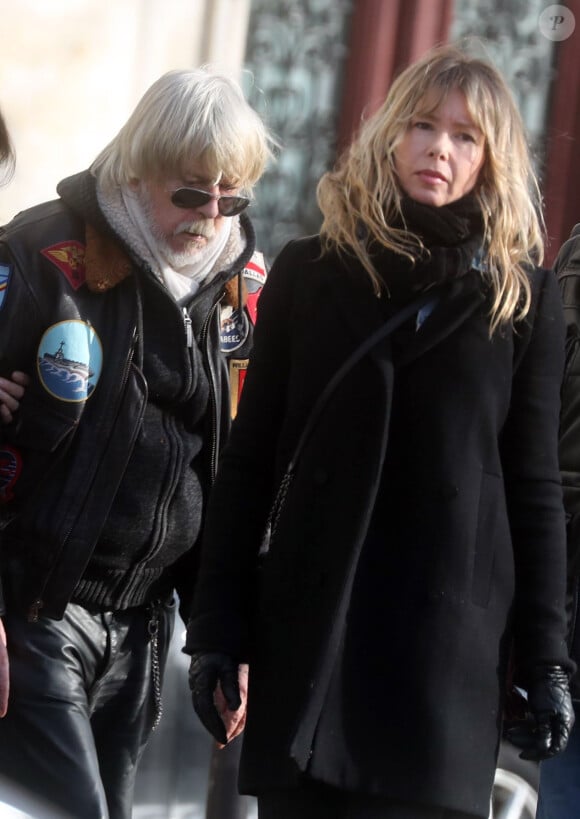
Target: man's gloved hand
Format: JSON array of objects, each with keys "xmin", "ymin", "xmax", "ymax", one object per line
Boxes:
[
  {"xmin": 188, "ymin": 652, "xmax": 241, "ymax": 745},
  {"xmin": 506, "ymin": 665, "xmax": 575, "ymax": 760}
]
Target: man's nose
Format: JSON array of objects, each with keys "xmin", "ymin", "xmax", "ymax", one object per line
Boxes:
[{"xmin": 196, "ymin": 195, "xmax": 220, "ymax": 218}]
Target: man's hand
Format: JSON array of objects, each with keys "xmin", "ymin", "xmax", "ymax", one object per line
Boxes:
[
  {"xmin": 188, "ymin": 652, "xmax": 246, "ymax": 745},
  {"xmin": 0, "ymin": 371, "xmax": 30, "ymax": 424},
  {"xmin": 0, "ymin": 618, "xmax": 9, "ymax": 716},
  {"xmin": 506, "ymin": 665, "xmax": 574, "ymax": 760}
]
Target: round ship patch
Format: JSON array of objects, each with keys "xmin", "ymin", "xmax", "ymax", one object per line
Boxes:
[{"xmin": 37, "ymin": 320, "xmax": 103, "ymax": 402}]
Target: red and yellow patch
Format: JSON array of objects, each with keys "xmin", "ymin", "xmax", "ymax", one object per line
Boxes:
[
  {"xmin": 229, "ymin": 359, "xmax": 249, "ymax": 419},
  {"xmin": 243, "ymin": 256, "xmax": 267, "ymax": 325},
  {"xmin": 41, "ymin": 241, "xmax": 86, "ymax": 290}
]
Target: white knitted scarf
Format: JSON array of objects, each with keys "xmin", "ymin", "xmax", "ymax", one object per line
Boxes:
[{"xmin": 97, "ymin": 182, "xmax": 244, "ymax": 300}]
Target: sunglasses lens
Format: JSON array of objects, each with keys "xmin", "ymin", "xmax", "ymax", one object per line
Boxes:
[
  {"xmin": 218, "ymin": 196, "xmax": 250, "ymax": 216},
  {"xmin": 170, "ymin": 188, "xmax": 250, "ymax": 216},
  {"xmin": 171, "ymin": 189, "xmax": 209, "ymax": 209}
]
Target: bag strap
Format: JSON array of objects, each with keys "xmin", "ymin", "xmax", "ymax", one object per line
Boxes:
[
  {"xmin": 286, "ymin": 289, "xmax": 435, "ymax": 473},
  {"xmin": 263, "ymin": 288, "xmax": 439, "ymax": 548}
]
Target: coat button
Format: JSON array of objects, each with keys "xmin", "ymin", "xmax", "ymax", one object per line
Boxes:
[
  {"xmin": 312, "ymin": 468, "xmax": 328, "ymax": 485},
  {"xmin": 437, "ymin": 483, "xmax": 459, "ymax": 500}
]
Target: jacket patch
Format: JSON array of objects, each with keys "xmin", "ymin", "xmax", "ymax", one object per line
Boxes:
[
  {"xmin": 0, "ymin": 446, "xmax": 22, "ymax": 503},
  {"xmin": 243, "ymin": 258, "xmax": 266, "ymax": 326},
  {"xmin": 0, "ymin": 264, "xmax": 10, "ymax": 311},
  {"xmin": 37, "ymin": 320, "xmax": 103, "ymax": 402},
  {"xmin": 220, "ymin": 305, "xmax": 249, "ymax": 353},
  {"xmin": 229, "ymin": 359, "xmax": 249, "ymax": 419},
  {"xmin": 41, "ymin": 241, "xmax": 86, "ymax": 290}
]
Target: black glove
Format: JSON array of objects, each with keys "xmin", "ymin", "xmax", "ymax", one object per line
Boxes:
[
  {"xmin": 506, "ymin": 665, "xmax": 575, "ymax": 761},
  {"xmin": 188, "ymin": 651, "xmax": 241, "ymax": 745}
]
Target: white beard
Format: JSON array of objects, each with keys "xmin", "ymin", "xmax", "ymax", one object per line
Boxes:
[
  {"xmin": 135, "ymin": 186, "xmax": 220, "ymax": 270},
  {"xmin": 97, "ymin": 179, "xmax": 240, "ymax": 301},
  {"xmin": 121, "ymin": 185, "xmax": 233, "ymax": 298}
]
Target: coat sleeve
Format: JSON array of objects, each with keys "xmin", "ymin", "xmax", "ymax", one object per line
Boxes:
[
  {"xmin": 556, "ymin": 227, "xmax": 580, "ymax": 577},
  {"xmin": 553, "ymin": 228, "xmax": 580, "ymax": 694},
  {"xmin": 500, "ymin": 266, "xmax": 573, "ymax": 679},
  {"xmin": 0, "ymin": 244, "xmax": 42, "ymax": 616},
  {"xmin": 185, "ymin": 243, "xmax": 297, "ymax": 660}
]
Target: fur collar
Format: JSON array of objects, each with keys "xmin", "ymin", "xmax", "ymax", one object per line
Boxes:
[{"xmin": 83, "ymin": 222, "xmax": 247, "ymax": 310}]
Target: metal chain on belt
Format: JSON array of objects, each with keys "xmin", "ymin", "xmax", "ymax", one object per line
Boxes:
[{"xmin": 147, "ymin": 603, "xmax": 163, "ymax": 731}]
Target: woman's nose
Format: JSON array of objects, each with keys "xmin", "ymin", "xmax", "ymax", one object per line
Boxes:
[{"xmin": 428, "ymin": 132, "xmax": 451, "ymax": 159}]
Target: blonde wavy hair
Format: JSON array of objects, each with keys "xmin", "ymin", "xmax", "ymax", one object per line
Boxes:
[
  {"xmin": 317, "ymin": 44, "xmax": 544, "ymax": 331},
  {"xmin": 91, "ymin": 67, "xmax": 276, "ymax": 197}
]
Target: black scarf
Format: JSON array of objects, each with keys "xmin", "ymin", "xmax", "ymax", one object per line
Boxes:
[{"xmin": 370, "ymin": 193, "xmax": 485, "ymax": 308}]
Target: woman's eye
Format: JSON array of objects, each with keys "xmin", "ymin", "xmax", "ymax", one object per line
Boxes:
[
  {"xmin": 414, "ymin": 121, "xmax": 432, "ymax": 131},
  {"xmin": 458, "ymin": 132, "xmax": 476, "ymax": 143}
]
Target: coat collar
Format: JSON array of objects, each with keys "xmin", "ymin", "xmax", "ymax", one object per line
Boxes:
[
  {"xmin": 396, "ymin": 270, "xmax": 486, "ymax": 366},
  {"xmin": 57, "ymin": 170, "xmax": 257, "ymax": 305},
  {"xmin": 328, "ymin": 258, "xmax": 486, "ymax": 368}
]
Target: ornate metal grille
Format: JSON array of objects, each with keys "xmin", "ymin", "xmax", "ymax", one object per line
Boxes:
[
  {"xmin": 450, "ymin": 0, "xmax": 556, "ymax": 169},
  {"xmin": 243, "ymin": 0, "xmax": 353, "ymax": 261}
]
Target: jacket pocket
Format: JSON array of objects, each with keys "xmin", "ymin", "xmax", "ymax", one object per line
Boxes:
[
  {"xmin": 9, "ymin": 399, "xmax": 79, "ymax": 452},
  {"xmin": 1, "ymin": 399, "xmax": 78, "ymax": 510},
  {"xmin": 472, "ymin": 471, "xmax": 505, "ymax": 608}
]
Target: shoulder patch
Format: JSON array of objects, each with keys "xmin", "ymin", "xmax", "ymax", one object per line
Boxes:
[
  {"xmin": 243, "ymin": 252, "xmax": 267, "ymax": 325},
  {"xmin": 220, "ymin": 305, "xmax": 249, "ymax": 353},
  {"xmin": 41, "ymin": 241, "xmax": 86, "ymax": 290},
  {"xmin": 37, "ymin": 320, "xmax": 102, "ymax": 402},
  {"xmin": 229, "ymin": 358, "xmax": 249, "ymax": 419},
  {"xmin": 0, "ymin": 264, "xmax": 11, "ymax": 311},
  {"xmin": 0, "ymin": 446, "xmax": 22, "ymax": 503}
]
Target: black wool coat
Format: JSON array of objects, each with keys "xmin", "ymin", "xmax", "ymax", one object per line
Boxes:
[{"xmin": 188, "ymin": 236, "xmax": 570, "ymax": 817}]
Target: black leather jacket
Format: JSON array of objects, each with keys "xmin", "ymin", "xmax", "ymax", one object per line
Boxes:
[
  {"xmin": 556, "ymin": 223, "xmax": 580, "ymax": 699},
  {"xmin": 0, "ymin": 171, "xmax": 262, "ymax": 621}
]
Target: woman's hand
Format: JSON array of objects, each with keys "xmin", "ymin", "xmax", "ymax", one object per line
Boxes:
[
  {"xmin": 0, "ymin": 371, "xmax": 30, "ymax": 424},
  {"xmin": 506, "ymin": 665, "xmax": 574, "ymax": 760}
]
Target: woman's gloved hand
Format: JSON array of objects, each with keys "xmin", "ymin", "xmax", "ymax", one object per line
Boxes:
[
  {"xmin": 506, "ymin": 665, "xmax": 575, "ymax": 760},
  {"xmin": 188, "ymin": 651, "xmax": 241, "ymax": 745}
]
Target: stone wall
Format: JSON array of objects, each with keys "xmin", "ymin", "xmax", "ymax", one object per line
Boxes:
[{"xmin": 0, "ymin": 0, "xmax": 250, "ymax": 223}]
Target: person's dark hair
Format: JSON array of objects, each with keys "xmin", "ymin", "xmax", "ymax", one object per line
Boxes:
[{"xmin": 0, "ymin": 108, "xmax": 15, "ymax": 185}]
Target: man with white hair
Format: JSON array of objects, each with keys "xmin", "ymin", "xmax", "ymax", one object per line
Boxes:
[{"xmin": 0, "ymin": 67, "xmax": 275, "ymax": 819}]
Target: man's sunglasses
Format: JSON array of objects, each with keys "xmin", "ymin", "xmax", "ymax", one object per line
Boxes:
[{"xmin": 170, "ymin": 187, "xmax": 250, "ymax": 217}]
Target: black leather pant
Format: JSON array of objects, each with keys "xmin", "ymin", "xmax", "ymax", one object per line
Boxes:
[{"xmin": 0, "ymin": 599, "xmax": 175, "ymax": 819}]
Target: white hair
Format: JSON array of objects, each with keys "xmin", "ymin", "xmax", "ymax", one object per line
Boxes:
[{"xmin": 91, "ymin": 67, "xmax": 276, "ymax": 195}]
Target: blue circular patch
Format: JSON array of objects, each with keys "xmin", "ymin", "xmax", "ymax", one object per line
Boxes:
[{"xmin": 37, "ymin": 320, "xmax": 103, "ymax": 402}]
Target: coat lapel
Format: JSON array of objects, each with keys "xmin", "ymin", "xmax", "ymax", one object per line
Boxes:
[
  {"xmin": 397, "ymin": 270, "xmax": 486, "ymax": 367},
  {"xmin": 327, "ymin": 261, "xmax": 386, "ymax": 346},
  {"xmin": 327, "ymin": 259, "xmax": 487, "ymax": 369}
]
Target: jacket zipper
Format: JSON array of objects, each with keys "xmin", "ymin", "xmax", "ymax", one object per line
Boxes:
[
  {"xmin": 199, "ymin": 294, "xmax": 224, "ymax": 483},
  {"xmin": 109, "ymin": 295, "xmax": 224, "ymax": 593},
  {"xmin": 182, "ymin": 307, "xmax": 193, "ymax": 348}
]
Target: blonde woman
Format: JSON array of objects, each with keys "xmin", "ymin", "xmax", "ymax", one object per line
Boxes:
[{"xmin": 187, "ymin": 45, "xmax": 574, "ymax": 819}]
